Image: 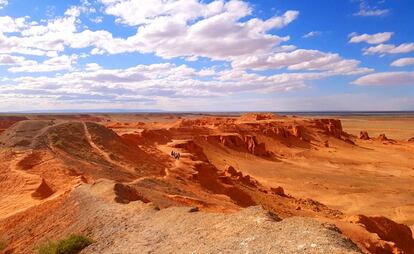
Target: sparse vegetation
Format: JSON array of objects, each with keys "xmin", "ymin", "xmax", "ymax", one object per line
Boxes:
[
  {"xmin": 37, "ymin": 234, "xmax": 93, "ymax": 254},
  {"xmin": 54, "ymin": 139, "xmax": 64, "ymax": 148},
  {"xmin": 49, "ymin": 132, "xmax": 64, "ymax": 148},
  {"xmin": 0, "ymin": 237, "xmax": 7, "ymax": 251}
]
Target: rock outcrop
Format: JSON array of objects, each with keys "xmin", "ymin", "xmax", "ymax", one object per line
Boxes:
[
  {"xmin": 359, "ymin": 131, "xmax": 370, "ymax": 140},
  {"xmin": 240, "ymin": 113, "xmax": 279, "ymax": 121},
  {"xmin": 113, "ymin": 183, "xmax": 150, "ymax": 204},
  {"xmin": 204, "ymin": 134, "xmax": 270, "ymax": 156},
  {"xmin": 312, "ymin": 119, "xmax": 344, "ymax": 138},
  {"xmin": 347, "ymin": 215, "xmax": 414, "ymax": 254},
  {"xmin": 270, "ymin": 186, "xmax": 285, "ymax": 196},
  {"xmin": 31, "ymin": 179, "xmax": 54, "ymax": 200},
  {"xmin": 377, "ymin": 133, "xmax": 389, "ymax": 141}
]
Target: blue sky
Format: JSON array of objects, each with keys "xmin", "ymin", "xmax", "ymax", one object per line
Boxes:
[{"xmin": 0, "ymin": 0, "xmax": 413, "ymax": 112}]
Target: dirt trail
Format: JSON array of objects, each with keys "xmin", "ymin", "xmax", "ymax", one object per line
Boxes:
[{"xmin": 82, "ymin": 122, "xmax": 128, "ymax": 171}]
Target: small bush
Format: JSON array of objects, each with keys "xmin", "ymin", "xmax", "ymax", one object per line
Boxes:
[
  {"xmin": 38, "ymin": 234, "xmax": 93, "ymax": 254},
  {"xmin": 0, "ymin": 238, "xmax": 7, "ymax": 251},
  {"xmin": 53, "ymin": 140, "xmax": 64, "ymax": 148},
  {"xmin": 37, "ymin": 241, "xmax": 58, "ymax": 254}
]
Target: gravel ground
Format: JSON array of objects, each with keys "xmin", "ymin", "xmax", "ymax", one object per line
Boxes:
[{"xmin": 75, "ymin": 184, "xmax": 361, "ymax": 254}]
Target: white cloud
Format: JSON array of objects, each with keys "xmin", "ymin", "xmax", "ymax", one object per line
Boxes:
[
  {"xmin": 0, "ymin": 1, "xmax": 299, "ymax": 63},
  {"xmin": 353, "ymin": 71, "xmax": 414, "ymax": 86},
  {"xmin": 363, "ymin": 43, "xmax": 414, "ymax": 55},
  {"xmin": 0, "ymin": 16, "xmax": 27, "ymax": 33},
  {"xmin": 100, "ymin": 0, "xmax": 234, "ymax": 26},
  {"xmin": 90, "ymin": 16, "xmax": 103, "ymax": 23},
  {"xmin": 3, "ymin": 61, "xmax": 361, "ymax": 105},
  {"xmin": 355, "ymin": 8, "xmax": 389, "ymax": 17},
  {"xmin": 4, "ymin": 59, "xmax": 375, "ymax": 108},
  {"xmin": 0, "ymin": 9, "xmax": 80, "ymax": 56},
  {"xmin": 0, "ymin": 54, "xmax": 25, "ymax": 65},
  {"xmin": 7, "ymin": 55, "xmax": 77, "ymax": 73},
  {"xmin": 0, "ymin": 0, "xmax": 7, "ymax": 9},
  {"xmin": 0, "ymin": 1, "xmax": 380, "ymax": 110},
  {"xmin": 302, "ymin": 31, "xmax": 321, "ymax": 38},
  {"xmin": 349, "ymin": 32, "xmax": 393, "ymax": 44},
  {"xmin": 354, "ymin": 0, "xmax": 390, "ymax": 17},
  {"xmin": 391, "ymin": 57, "xmax": 414, "ymax": 67},
  {"xmin": 85, "ymin": 63, "xmax": 102, "ymax": 71},
  {"xmin": 95, "ymin": 0, "xmax": 299, "ymax": 60},
  {"xmin": 231, "ymin": 49, "xmax": 372, "ymax": 75}
]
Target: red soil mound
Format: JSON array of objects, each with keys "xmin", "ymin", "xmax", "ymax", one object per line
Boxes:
[
  {"xmin": 192, "ymin": 162, "xmax": 256, "ymax": 207},
  {"xmin": 0, "ymin": 120, "xmax": 55, "ymax": 149},
  {"xmin": 407, "ymin": 137, "xmax": 414, "ymax": 142},
  {"xmin": 239, "ymin": 113, "xmax": 280, "ymax": 121},
  {"xmin": 122, "ymin": 129, "xmax": 172, "ymax": 145},
  {"xmin": 223, "ymin": 165, "xmax": 259, "ymax": 187},
  {"xmin": 32, "ymin": 114, "xmax": 102, "ymax": 122},
  {"xmin": 359, "ymin": 131, "xmax": 370, "ymax": 140},
  {"xmin": 113, "ymin": 183, "xmax": 150, "ymax": 204},
  {"xmin": 376, "ymin": 133, "xmax": 396, "ymax": 143},
  {"xmin": 0, "ymin": 116, "xmax": 28, "ymax": 130},
  {"xmin": 312, "ymin": 119, "xmax": 344, "ymax": 138},
  {"xmin": 347, "ymin": 215, "xmax": 414, "ymax": 253},
  {"xmin": 378, "ymin": 134, "xmax": 389, "ymax": 141},
  {"xmin": 31, "ymin": 179, "xmax": 54, "ymax": 200},
  {"xmin": 17, "ymin": 151, "xmax": 44, "ymax": 170},
  {"xmin": 204, "ymin": 134, "xmax": 270, "ymax": 156},
  {"xmin": 171, "ymin": 139, "xmax": 208, "ymax": 161},
  {"xmin": 270, "ymin": 186, "xmax": 285, "ymax": 196},
  {"xmin": 106, "ymin": 122, "xmax": 146, "ymax": 129}
]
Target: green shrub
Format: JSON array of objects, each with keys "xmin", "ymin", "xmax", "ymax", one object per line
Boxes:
[
  {"xmin": 37, "ymin": 241, "xmax": 58, "ymax": 254},
  {"xmin": 0, "ymin": 238, "xmax": 7, "ymax": 251},
  {"xmin": 38, "ymin": 234, "xmax": 93, "ymax": 254},
  {"xmin": 53, "ymin": 140, "xmax": 64, "ymax": 148}
]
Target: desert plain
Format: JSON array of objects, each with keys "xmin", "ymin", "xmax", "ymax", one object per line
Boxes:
[{"xmin": 0, "ymin": 112, "xmax": 413, "ymax": 254}]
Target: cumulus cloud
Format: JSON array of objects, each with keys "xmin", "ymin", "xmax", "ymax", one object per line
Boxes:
[
  {"xmin": 0, "ymin": 1, "xmax": 377, "ymax": 109},
  {"xmin": 353, "ymin": 71, "xmax": 414, "ymax": 86},
  {"xmin": 7, "ymin": 55, "xmax": 77, "ymax": 73},
  {"xmin": 85, "ymin": 63, "xmax": 102, "ymax": 71},
  {"xmin": 0, "ymin": 54, "xmax": 25, "ymax": 65},
  {"xmin": 93, "ymin": 0, "xmax": 299, "ymax": 60},
  {"xmin": 0, "ymin": 1, "xmax": 299, "ymax": 62},
  {"xmin": 349, "ymin": 32, "xmax": 393, "ymax": 44},
  {"xmin": 231, "ymin": 49, "xmax": 372, "ymax": 75},
  {"xmin": 3, "ymin": 59, "xmax": 374, "ymax": 107},
  {"xmin": 391, "ymin": 57, "xmax": 414, "ymax": 67},
  {"xmin": 363, "ymin": 43, "xmax": 414, "ymax": 55},
  {"xmin": 0, "ymin": 8, "xmax": 81, "ymax": 56},
  {"xmin": 0, "ymin": 16, "xmax": 28, "ymax": 33}
]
